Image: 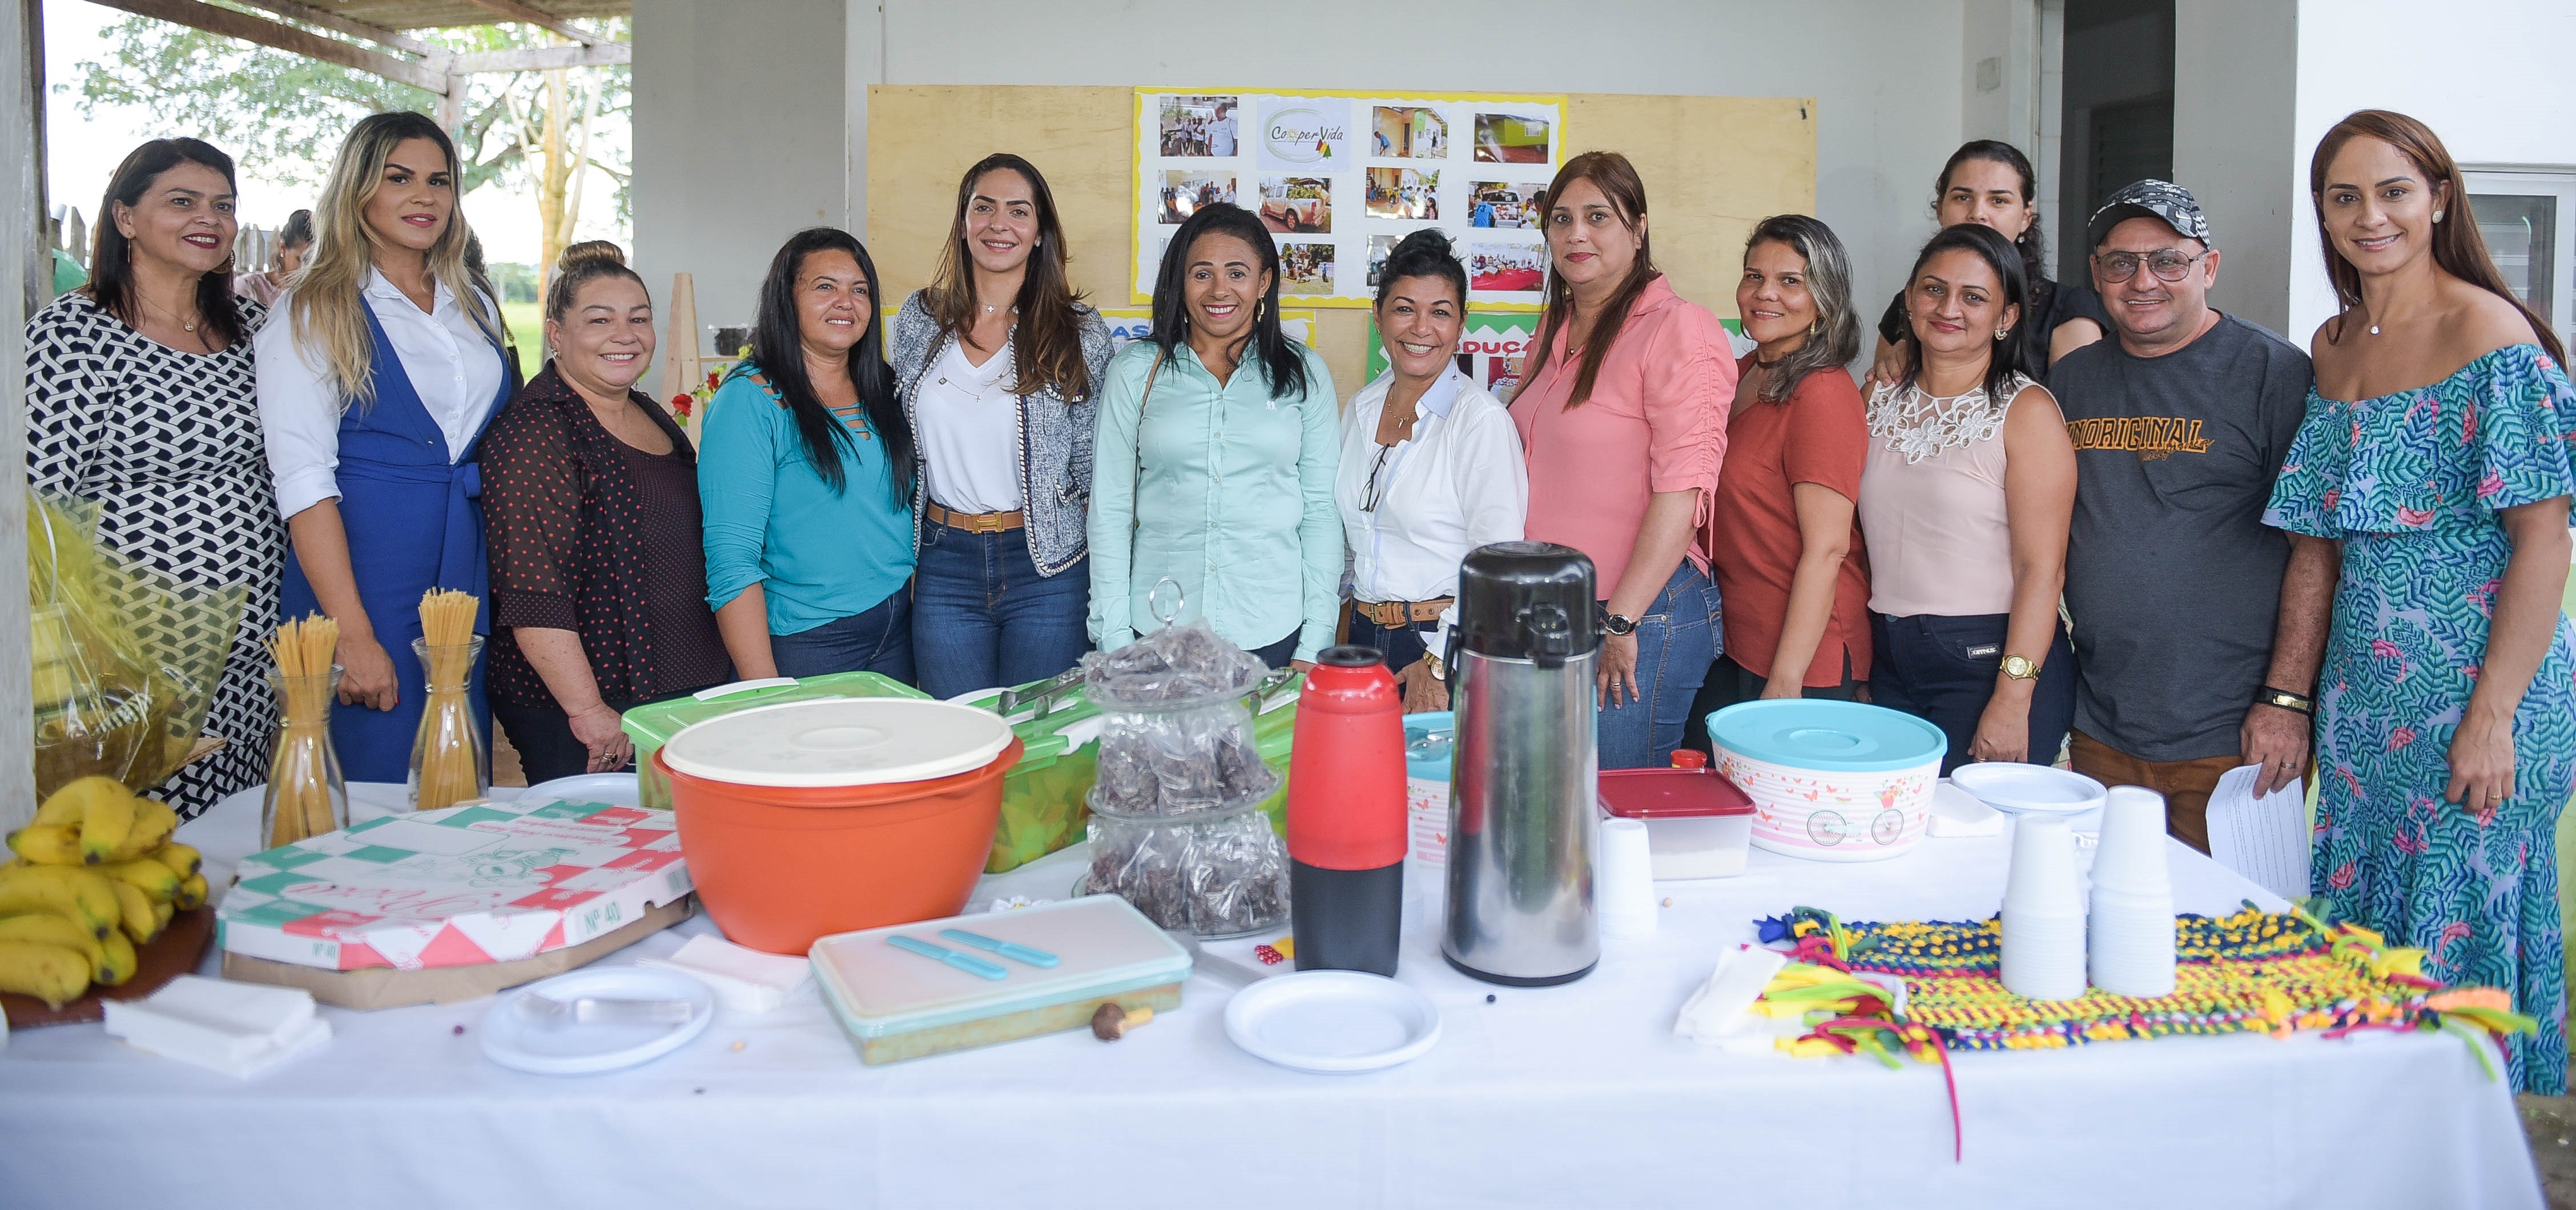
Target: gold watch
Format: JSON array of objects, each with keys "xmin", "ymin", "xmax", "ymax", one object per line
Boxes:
[
  {"xmin": 2000, "ymin": 654, "xmax": 2040, "ymax": 680},
  {"xmin": 1423, "ymin": 653, "xmax": 1447, "ymax": 682}
]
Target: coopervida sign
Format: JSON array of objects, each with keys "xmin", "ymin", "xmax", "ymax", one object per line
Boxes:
[{"xmin": 1263, "ymin": 107, "xmax": 1348, "ymax": 163}]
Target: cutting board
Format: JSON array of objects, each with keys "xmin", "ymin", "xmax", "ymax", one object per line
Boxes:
[{"xmin": 0, "ymin": 907, "xmax": 215, "ymax": 1027}]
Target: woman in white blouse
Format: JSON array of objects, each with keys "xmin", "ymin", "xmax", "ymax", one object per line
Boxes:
[
  {"xmin": 1338, "ymin": 231, "xmax": 1528, "ymax": 710},
  {"xmin": 256, "ymin": 112, "xmax": 512, "ymax": 783}
]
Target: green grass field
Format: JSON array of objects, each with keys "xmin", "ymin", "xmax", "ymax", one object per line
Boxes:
[{"xmin": 501, "ymin": 301, "xmax": 544, "ymax": 382}]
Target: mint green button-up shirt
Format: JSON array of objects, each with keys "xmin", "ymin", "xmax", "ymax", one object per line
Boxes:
[{"xmin": 1088, "ymin": 339, "xmax": 1341, "ymax": 660}]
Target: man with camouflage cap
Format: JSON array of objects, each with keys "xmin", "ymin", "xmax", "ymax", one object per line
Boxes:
[{"xmin": 2050, "ymin": 180, "xmax": 2330, "ymax": 853}]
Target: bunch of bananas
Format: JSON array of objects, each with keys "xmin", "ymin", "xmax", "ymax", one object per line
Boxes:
[{"xmin": 0, "ymin": 776, "xmax": 208, "ymax": 1007}]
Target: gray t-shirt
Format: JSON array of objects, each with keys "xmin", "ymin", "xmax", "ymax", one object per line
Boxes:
[{"xmin": 2052, "ymin": 313, "xmax": 2314, "ymax": 761}]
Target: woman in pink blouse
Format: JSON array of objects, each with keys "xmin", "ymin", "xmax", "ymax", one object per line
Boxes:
[{"xmin": 1509, "ymin": 151, "xmax": 1736, "ymax": 769}]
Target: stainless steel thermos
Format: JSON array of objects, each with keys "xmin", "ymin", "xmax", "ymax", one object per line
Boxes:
[{"xmin": 1440, "ymin": 542, "xmax": 1599, "ymax": 986}]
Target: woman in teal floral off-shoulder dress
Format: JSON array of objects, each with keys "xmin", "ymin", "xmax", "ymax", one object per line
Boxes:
[{"xmin": 2270, "ymin": 111, "xmax": 2576, "ymax": 1094}]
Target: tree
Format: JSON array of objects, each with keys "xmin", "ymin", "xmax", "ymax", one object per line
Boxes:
[{"xmin": 71, "ymin": 7, "xmax": 630, "ymax": 267}]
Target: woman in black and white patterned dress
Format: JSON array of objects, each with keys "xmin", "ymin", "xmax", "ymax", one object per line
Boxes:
[{"xmin": 25, "ymin": 139, "xmax": 285, "ymax": 817}]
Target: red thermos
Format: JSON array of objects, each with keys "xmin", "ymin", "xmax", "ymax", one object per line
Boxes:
[{"xmin": 1286, "ymin": 646, "xmax": 1408, "ymax": 975}]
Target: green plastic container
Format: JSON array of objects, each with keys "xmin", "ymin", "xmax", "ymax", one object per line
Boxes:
[
  {"xmin": 955, "ymin": 680, "xmax": 1105, "ymax": 874},
  {"xmin": 619, "ymin": 672, "xmax": 929, "ymax": 809}
]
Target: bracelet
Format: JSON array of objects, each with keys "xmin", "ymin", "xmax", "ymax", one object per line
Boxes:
[{"xmin": 2257, "ymin": 686, "xmax": 2315, "ymax": 716}]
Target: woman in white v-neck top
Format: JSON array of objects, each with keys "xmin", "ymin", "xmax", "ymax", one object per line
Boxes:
[
  {"xmin": 892, "ymin": 154, "xmax": 1112, "ymax": 699},
  {"xmin": 1337, "ymin": 231, "xmax": 1527, "ymax": 711}
]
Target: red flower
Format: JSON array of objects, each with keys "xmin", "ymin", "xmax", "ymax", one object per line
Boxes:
[
  {"xmin": 2388, "ymin": 727, "xmax": 2415, "ymax": 751},
  {"xmin": 2329, "ymin": 861, "xmax": 2357, "ymax": 890}
]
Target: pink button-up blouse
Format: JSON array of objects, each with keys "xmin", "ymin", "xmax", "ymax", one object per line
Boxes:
[{"xmin": 1508, "ymin": 275, "xmax": 1735, "ymax": 595}]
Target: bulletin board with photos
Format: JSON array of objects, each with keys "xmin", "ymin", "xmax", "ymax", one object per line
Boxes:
[{"xmin": 1132, "ymin": 89, "xmax": 1565, "ymax": 310}]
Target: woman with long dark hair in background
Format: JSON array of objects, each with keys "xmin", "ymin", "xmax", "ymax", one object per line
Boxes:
[
  {"xmin": 894, "ymin": 154, "xmax": 1112, "ymax": 698},
  {"xmin": 234, "ymin": 207, "xmax": 311, "ymax": 308},
  {"xmin": 257, "ymin": 111, "xmax": 512, "ymax": 783},
  {"xmin": 1508, "ymin": 151, "xmax": 1733, "ymax": 769},
  {"xmin": 1090, "ymin": 202, "xmax": 1339, "ymax": 669},
  {"xmin": 1857, "ymin": 223, "xmax": 2077, "ymax": 775},
  {"xmin": 1865, "ymin": 140, "xmax": 2104, "ymax": 390},
  {"xmin": 26, "ymin": 138, "xmax": 281, "ymax": 816},
  {"xmin": 698, "ymin": 227, "xmax": 919, "ymax": 681}
]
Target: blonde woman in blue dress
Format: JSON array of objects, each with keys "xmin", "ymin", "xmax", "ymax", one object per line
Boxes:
[{"xmin": 2266, "ymin": 110, "xmax": 2576, "ymax": 1092}]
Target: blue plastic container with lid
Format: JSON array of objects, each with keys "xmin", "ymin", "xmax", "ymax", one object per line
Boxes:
[
  {"xmin": 1705, "ymin": 700, "xmax": 1947, "ymax": 861},
  {"xmin": 1402, "ymin": 711, "xmax": 1455, "ymax": 873}
]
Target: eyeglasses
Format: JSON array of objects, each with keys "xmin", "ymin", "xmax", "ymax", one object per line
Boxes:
[{"xmin": 2093, "ymin": 248, "xmax": 2210, "ymax": 284}]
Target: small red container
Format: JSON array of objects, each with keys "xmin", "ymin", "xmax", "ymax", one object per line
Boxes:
[{"xmin": 1597, "ymin": 767, "xmax": 1756, "ymax": 880}]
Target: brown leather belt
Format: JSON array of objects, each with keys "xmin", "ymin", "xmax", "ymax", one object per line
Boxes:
[
  {"xmin": 927, "ymin": 503, "xmax": 1025, "ymax": 533},
  {"xmin": 1351, "ymin": 598, "xmax": 1454, "ymax": 628}
]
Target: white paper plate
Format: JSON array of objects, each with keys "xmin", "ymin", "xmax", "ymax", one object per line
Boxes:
[
  {"xmin": 1950, "ymin": 763, "xmax": 2106, "ymax": 828},
  {"xmin": 479, "ymin": 966, "xmax": 715, "ymax": 1075},
  {"xmin": 1224, "ymin": 970, "xmax": 1441, "ymax": 1074},
  {"xmin": 521, "ymin": 772, "xmax": 644, "ymax": 808}
]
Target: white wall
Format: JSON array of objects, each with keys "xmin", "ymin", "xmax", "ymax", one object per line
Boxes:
[
  {"xmin": 2289, "ymin": 0, "xmax": 2576, "ymax": 344},
  {"xmin": 2172, "ymin": 0, "xmax": 2299, "ymax": 336},
  {"xmin": 630, "ymin": 0, "xmax": 850, "ymax": 336},
  {"xmin": 859, "ymin": 0, "xmax": 1984, "ymax": 331}
]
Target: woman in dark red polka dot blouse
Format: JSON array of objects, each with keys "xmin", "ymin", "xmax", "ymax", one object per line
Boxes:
[{"xmin": 480, "ymin": 243, "xmax": 732, "ymax": 782}]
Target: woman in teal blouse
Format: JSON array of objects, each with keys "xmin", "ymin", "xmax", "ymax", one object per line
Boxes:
[
  {"xmin": 1090, "ymin": 203, "xmax": 1339, "ymax": 669},
  {"xmin": 698, "ymin": 228, "xmax": 919, "ymax": 681}
]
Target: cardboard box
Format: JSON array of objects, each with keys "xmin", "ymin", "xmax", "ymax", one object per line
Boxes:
[
  {"xmin": 222, "ymin": 899, "xmax": 694, "ymax": 1009},
  {"xmin": 219, "ymin": 797, "xmax": 693, "ymax": 973}
]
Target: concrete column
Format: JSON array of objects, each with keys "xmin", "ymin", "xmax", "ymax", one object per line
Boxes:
[{"xmin": 2171, "ymin": 0, "xmax": 2300, "ymax": 337}]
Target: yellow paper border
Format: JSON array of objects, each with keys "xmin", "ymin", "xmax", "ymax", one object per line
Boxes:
[{"xmin": 1131, "ymin": 87, "xmax": 1564, "ymax": 311}]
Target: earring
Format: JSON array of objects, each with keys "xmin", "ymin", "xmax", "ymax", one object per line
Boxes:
[
  {"xmin": 2433, "ymin": 210, "xmax": 2445, "ymax": 223},
  {"xmin": 1995, "ymin": 329, "xmax": 2008, "ymax": 341},
  {"xmin": 1810, "ymin": 318, "xmax": 1824, "ymax": 337}
]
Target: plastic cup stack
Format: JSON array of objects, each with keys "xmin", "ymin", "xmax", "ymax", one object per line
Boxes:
[
  {"xmin": 1595, "ymin": 816, "xmax": 1658, "ymax": 939},
  {"xmin": 2087, "ymin": 785, "xmax": 2177, "ymax": 997},
  {"xmin": 2001, "ymin": 814, "xmax": 2088, "ymax": 1001}
]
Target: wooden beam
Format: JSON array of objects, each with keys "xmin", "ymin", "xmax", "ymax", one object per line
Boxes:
[
  {"xmin": 228, "ymin": 0, "xmax": 435, "ymax": 58},
  {"xmin": 82, "ymin": 0, "xmax": 448, "ymax": 92},
  {"xmin": 452, "ymin": 0, "xmax": 605, "ymax": 46},
  {"xmin": 445, "ymin": 41, "xmax": 629, "ymax": 74}
]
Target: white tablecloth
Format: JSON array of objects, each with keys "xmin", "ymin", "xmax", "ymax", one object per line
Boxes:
[{"xmin": 0, "ymin": 784, "xmax": 2542, "ymax": 1210}]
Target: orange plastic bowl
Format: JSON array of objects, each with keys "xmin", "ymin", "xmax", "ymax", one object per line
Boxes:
[{"xmin": 659, "ymin": 736, "xmax": 1023, "ymax": 955}]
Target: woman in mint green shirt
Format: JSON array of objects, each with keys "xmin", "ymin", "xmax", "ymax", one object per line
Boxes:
[
  {"xmin": 698, "ymin": 228, "xmax": 919, "ymax": 681},
  {"xmin": 1090, "ymin": 203, "xmax": 1339, "ymax": 668}
]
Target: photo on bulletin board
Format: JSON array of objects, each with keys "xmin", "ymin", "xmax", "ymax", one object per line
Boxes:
[{"xmin": 1133, "ymin": 88, "xmax": 1563, "ymax": 309}]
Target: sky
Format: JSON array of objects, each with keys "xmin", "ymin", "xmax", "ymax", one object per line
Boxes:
[{"xmin": 41, "ymin": 0, "xmax": 627, "ymax": 267}]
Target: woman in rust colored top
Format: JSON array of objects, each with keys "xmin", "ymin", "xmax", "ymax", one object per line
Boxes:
[
  {"xmin": 1688, "ymin": 215, "xmax": 1872, "ymax": 749},
  {"xmin": 482, "ymin": 244, "xmax": 731, "ymax": 783}
]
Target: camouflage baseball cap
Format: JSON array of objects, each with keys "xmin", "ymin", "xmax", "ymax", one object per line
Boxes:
[{"xmin": 2087, "ymin": 179, "xmax": 2213, "ymax": 250}]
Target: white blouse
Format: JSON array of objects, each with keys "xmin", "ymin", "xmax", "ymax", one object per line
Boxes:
[
  {"xmin": 913, "ymin": 336, "xmax": 1023, "ymax": 514},
  {"xmin": 1335, "ymin": 365, "xmax": 1528, "ymax": 607},
  {"xmin": 255, "ymin": 268, "xmax": 507, "ymax": 521}
]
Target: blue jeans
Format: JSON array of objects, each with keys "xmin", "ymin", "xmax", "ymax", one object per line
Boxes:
[
  {"xmin": 910, "ymin": 524, "xmax": 1092, "ymax": 700},
  {"xmin": 1345, "ymin": 611, "xmax": 1437, "ymax": 673},
  {"xmin": 770, "ymin": 587, "xmax": 916, "ymax": 683},
  {"xmin": 1869, "ymin": 611, "xmax": 2076, "ymax": 775},
  {"xmin": 1596, "ymin": 562, "xmax": 1721, "ymax": 771}
]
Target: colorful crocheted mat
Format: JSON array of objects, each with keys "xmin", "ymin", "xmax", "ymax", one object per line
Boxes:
[{"xmin": 1756, "ymin": 906, "xmax": 2524, "ymax": 1054}]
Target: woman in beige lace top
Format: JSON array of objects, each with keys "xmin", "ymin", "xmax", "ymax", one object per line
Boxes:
[{"xmin": 1856, "ymin": 223, "xmax": 2078, "ymax": 773}]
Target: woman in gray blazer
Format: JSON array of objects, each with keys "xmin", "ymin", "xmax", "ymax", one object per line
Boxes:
[{"xmin": 893, "ymin": 152, "xmax": 1112, "ymax": 698}]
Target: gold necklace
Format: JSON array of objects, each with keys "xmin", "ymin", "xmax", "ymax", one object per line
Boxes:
[{"xmin": 137, "ymin": 289, "xmax": 200, "ymax": 334}]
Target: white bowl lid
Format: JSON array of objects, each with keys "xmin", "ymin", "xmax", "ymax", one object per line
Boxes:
[{"xmin": 661, "ymin": 697, "xmax": 1013, "ymax": 788}]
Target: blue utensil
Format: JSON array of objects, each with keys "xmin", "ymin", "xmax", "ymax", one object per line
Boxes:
[
  {"xmin": 886, "ymin": 935, "xmax": 1008, "ymax": 980},
  {"xmin": 937, "ymin": 928, "xmax": 1061, "ymax": 969}
]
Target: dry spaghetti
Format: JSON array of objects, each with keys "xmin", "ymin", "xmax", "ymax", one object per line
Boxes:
[
  {"xmin": 261, "ymin": 613, "xmax": 341, "ymax": 847},
  {"xmin": 410, "ymin": 589, "xmax": 485, "ymax": 810}
]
